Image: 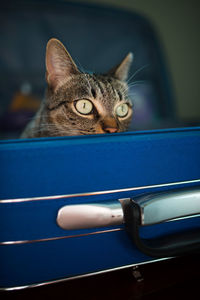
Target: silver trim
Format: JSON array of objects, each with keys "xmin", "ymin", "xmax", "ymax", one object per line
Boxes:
[
  {"xmin": 1, "ymin": 257, "xmax": 171, "ymax": 291},
  {"xmin": 1, "ymin": 178, "xmax": 200, "ymax": 203},
  {"xmin": 2, "ymin": 209, "xmax": 200, "ymax": 246},
  {"xmin": 0, "ymin": 228, "xmax": 123, "ymax": 246}
]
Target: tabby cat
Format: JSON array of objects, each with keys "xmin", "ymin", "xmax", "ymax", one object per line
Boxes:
[{"xmin": 21, "ymin": 38, "xmax": 133, "ymax": 138}]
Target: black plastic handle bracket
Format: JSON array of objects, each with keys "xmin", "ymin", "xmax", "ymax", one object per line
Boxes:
[{"xmin": 123, "ymin": 199, "xmax": 200, "ymax": 258}]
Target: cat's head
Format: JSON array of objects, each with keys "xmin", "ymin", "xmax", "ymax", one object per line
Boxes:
[{"xmin": 45, "ymin": 38, "xmax": 133, "ymax": 136}]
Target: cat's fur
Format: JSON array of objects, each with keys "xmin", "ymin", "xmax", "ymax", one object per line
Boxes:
[{"xmin": 21, "ymin": 38, "xmax": 133, "ymax": 138}]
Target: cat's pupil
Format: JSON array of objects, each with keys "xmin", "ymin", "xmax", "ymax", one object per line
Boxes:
[
  {"xmin": 116, "ymin": 103, "xmax": 129, "ymax": 117},
  {"xmin": 75, "ymin": 99, "xmax": 93, "ymax": 115}
]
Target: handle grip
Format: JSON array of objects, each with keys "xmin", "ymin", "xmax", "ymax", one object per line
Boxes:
[{"xmin": 123, "ymin": 199, "xmax": 200, "ymax": 258}]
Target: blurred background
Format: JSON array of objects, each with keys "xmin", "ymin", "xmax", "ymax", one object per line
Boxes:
[
  {"xmin": 0, "ymin": 0, "xmax": 199, "ymax": 139},
  {"xmin": 80, "ymin": 0, "xmax": 200, "ymax": 123}
]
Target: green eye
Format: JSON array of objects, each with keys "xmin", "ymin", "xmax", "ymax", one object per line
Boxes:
[
  {"xmin": 75, "ymin": 99, "xmax": 93, "ymax": 115},
  {"xmin": 116, "ymin": 103, "xmax": 129, "ymax": 117}
]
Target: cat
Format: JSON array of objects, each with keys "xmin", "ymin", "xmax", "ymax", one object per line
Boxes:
[{"xmin": 21, "ymin": 38, "xmax": 133, "ymax": 138}]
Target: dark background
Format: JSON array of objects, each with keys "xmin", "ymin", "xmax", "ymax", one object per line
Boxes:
[{"xmin": 1, "ymin": 256, "xmax": 200, "ymax": 299}]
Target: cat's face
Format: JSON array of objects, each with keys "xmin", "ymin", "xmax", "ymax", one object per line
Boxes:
[{"xmin": 43, "ymin": 39, "xmax": 133, "ymax": 136}]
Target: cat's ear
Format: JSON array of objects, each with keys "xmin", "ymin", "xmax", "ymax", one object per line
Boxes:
[
  {"xmin": 108, "ymin": 52, "xmax": 133, "ymax": 81},
  {"xmin": 46, "ymin": 38, "xmax": 80, "ymax": 91}
]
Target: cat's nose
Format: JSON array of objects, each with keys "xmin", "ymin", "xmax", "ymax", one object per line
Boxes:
[
  {"xmin": 101, "ymin": 117, "xmax": 118, "ymax": 133},
  {"xmin": 104, "ymin": 127, "xmax": 118, "ymax": 133}
]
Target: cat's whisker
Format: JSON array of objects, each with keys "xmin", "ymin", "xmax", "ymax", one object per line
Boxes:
[
  {"xmin": 128, "ymin": 80, "xmax": 147, "ymax": 87},
  {"xmin": 32, "ymin": 114, "xmax": 49, "ymax": 119},
  {"xmin": 75, "ymin": 58, "xmax": 93, "ymax": 91},
  {"xmin": 127, "ymin": 64, "xmax": 149, "ymax": 84},
  {"xmin": 76, "ymin": 58, "xmax": 87, "ymax": 74},
  {"xmin": 120, "ymin": 85, "xmax": 132, "ymax": 95},
  {"xmin": 120, "ymin": 80, "xmax": 146, "ymax": 95}
]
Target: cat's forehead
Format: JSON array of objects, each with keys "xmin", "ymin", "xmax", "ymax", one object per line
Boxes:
[
  {"xmin": 79, "ymin": 73, "xmax": 128, "ymax": 102},
  {"xmin": 59, "ymin": 73, "xmax": 129, "ymax": 111}
]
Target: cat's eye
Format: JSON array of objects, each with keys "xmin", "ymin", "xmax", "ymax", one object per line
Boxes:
[
  {"xmin": 75, "ymin": 99, "xmax": 93, "ymax": 115},
  {"xmin": 115, "ymin": 103, "xmax": 129, "ymax": 118}
]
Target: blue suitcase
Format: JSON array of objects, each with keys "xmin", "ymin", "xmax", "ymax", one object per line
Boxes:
[
  {"xmin": 0, "ymin": 0, "xmax": 200, "ymax": 290},
  {"xmin": 0, "ymin": 127, "xmax": 200, "ymax": 289}
]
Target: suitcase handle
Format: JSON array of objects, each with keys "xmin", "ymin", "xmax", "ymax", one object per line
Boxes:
[{"xmin": 123, "ymin": 188, "xmax": 200, "ymax": 258}]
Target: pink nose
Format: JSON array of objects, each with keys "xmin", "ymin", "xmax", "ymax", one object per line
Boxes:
[{"xmin": 104, "ymin": 127, "xmax": 118, "ymax": 133}]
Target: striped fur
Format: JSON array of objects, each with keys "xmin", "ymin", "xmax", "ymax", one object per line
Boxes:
[{"xmin": 21, "ymin": 39, "xmax": 133, "ymax": 138}]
